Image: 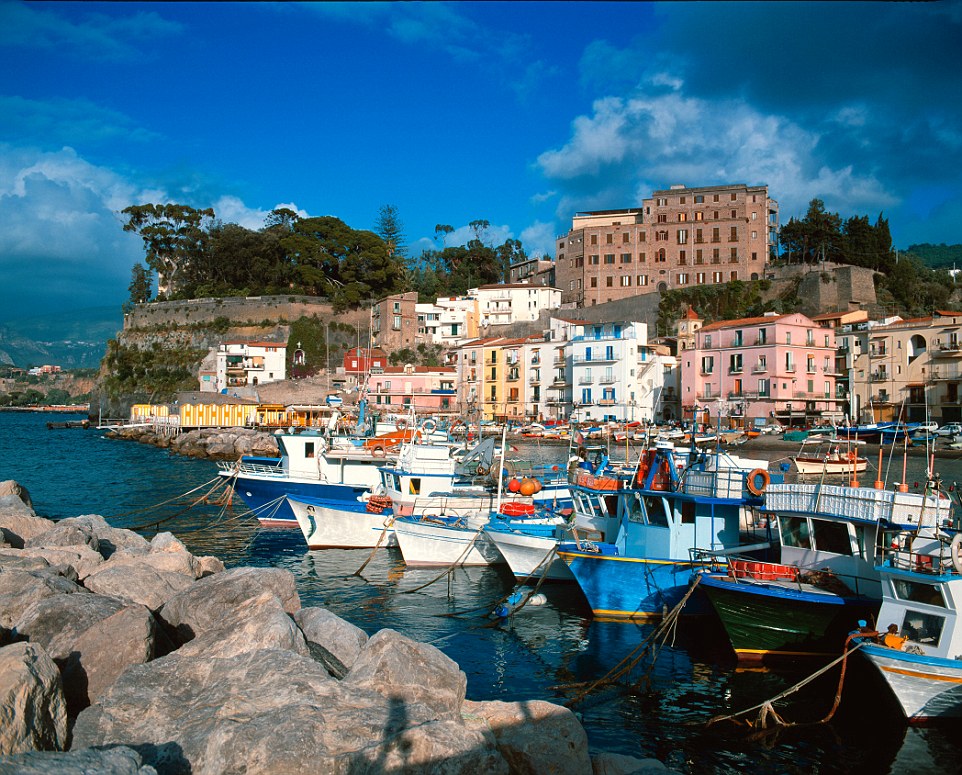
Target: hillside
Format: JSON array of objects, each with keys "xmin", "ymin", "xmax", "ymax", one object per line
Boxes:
[{"xmin": 0, "ymin": 307, "xmax": 122, "ymax": 369}]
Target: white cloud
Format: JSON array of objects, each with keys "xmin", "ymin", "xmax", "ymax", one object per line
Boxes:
[
  {"xmin": 519, "ymin": 221, "xmax": 556, "ymax": 258},
  {"xmin": 212, "ymin": 196, "xmax": 309, "ymax": 231}
]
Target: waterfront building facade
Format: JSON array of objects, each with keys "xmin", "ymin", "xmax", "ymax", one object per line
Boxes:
[
  {"xmin": 681, "ymin": 313, "xmax": 840, "ymax": 428},
  {"xmin": 366, "ymin": 364, "xmax": 458, "ymax": 419},
  {"xmin": 472, "ymin": 284, "xmax": 562, "ymax": 327},
  {"xmin": 416, "ymin": 296, "xmax": 481, "ymax": 347},
  {"xmin": 555, "ymin": 183, "xmax": 779, "ymax": 307},
  {"xmin": 213, "ymin": 341, "xmax": 287, "ymax": 392},
  {"xmin": 371, "ymin": 291, "xmax": 419, "ymax": 351},
  {"xmin": 852, "ymin": 311, "xmax": 962, "ymax": 424}
]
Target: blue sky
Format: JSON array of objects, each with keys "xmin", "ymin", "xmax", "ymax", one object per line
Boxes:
[{"xmin": 2, "ymin": 1, "xmax": 961, "ymax": 323}]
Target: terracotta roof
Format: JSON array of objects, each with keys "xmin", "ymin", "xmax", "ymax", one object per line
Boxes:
[
  {"xmin": 699, "ymin": 314, "xmax": 791, "ymax": 332},
  {"xmin": 683, "ymin": 306, "xmax": 701, "ymax": 320}
]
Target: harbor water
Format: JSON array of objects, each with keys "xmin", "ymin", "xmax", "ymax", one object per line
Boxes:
[{"xmin": 3, "ymin": 411, "xmax": 961, "ymax": 773}]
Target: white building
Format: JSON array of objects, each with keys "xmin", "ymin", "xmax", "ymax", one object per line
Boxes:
[
  {"xmin": 415, "ymin": 296, "xmax": 480, "ymax": 347},
  {"xmin": 567, "ymin": 319, "xmax": 672, "ymax": 424},
  {"xmin": 211, "ymin": 341, "xmax": 287, "ymax": 392},
  {"xmin": 472, "ymin": 284, "xmax": 562, "ymax": 327}
]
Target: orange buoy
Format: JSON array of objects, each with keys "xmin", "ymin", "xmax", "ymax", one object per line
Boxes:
[
  {"xmin": 507, "ymin": 478, "xmax": 522, "ymax": 493},
  {"xmin": 519, "ymin": 478, "xmax": 537, "ymax": 496}
]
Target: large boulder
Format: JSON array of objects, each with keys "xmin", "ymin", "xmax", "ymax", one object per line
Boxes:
[
  {"xmin": 15, "ymin": 546, "xmax": 104, "ymax": 580},
  {"xmin": 0, "ymin": 515, "xmax": 55, "ymax": 548},
  {"xmin": 0, "ymin": 551, "xmax": 52, "ymax": 573},
  {"xmin": 0, "ymin": 745, "xmax": 156, "ymax": 774},
  {"xmin": 344, "ymin": 629, "xmax": 466, "ymax": 722},
  {"xmin": 0, "ymin": 568, "xmax": 83, "ymax": 629},
  {"xmin": 12, "ymin": 593, "xmax": 126, "ymax": 661},
  {"xmin": 59, "ymin": 515, "xmax": 150, "ymax": 559},
  {"xmin": 0, "ymin": 642, "xmax": 67, "ymax": 755},
  {"xmin": 462, "ymin": 698, "xmax": 591, "ymax": 775},
  {"xmin": 25, "ymin": 522, "xmax": 100, "ymax": 553},
  {"xmin": 13, "ymin": 594, "xmax": 156, "ymax": 715},
  {"xmin": 83, "ymin": 564, "xmax": 195, "ymax": 612},
  {"xmin": 60, "ymin": 605, "xmax": 157, "ymax": 714},
  {"xmin": 175, "ymin": 590, "xmax": 309, "ymax": 660},
  {"xmin": 158, "ymin": 566, "xmax": 300, "ymax": 644},
  {"xmin": 295, "ymin": 606, "xmax": 368, "ymax": 678},
  {"xmin": 0, "ymin": 481, "xmax": 33, "ymax": 511},
  {"xmin": 72, "ymin": 648, "xmax": 506, "ymax": 774}
]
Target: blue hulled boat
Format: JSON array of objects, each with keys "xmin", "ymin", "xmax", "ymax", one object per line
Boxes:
[{"xmin": 556, "ymin": 442, "xmax": 778, "ymax": 620}]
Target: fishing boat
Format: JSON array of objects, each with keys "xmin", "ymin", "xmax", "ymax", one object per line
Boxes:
[
  {"xmin": 554, "ymin": 442, "xmax": 778, "ymax": 620},
  {"xmin": 697, "ymin": 478, "xmax": 953, "ymax": 663},
  {"xmin": 792, "ymin": 438, "xmax": 868, "ymax": 476},
  {"xmin": 855, "ymin": 530, "xmax": 962, "ymax": 720},
  {"xmin": 218, "ymin": 428, "xmax": 400, "ymax": 526},
  {"xmin": 287, "ymin": 492, "xmax": 398, "ymax": 549}
]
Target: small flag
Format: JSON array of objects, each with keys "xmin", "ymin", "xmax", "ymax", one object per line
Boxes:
[{"xmin": 573, "ymin": 429, "xmax": 585, "ymax": 446}]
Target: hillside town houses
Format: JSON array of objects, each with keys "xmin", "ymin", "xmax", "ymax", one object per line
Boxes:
[{"xmin": 183, "ymin": 180, "xmax": 961, "ymax": 430}]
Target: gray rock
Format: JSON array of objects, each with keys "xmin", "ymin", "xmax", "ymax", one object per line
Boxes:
[
  {"xmin": 158, "ymin": 566, "xmax": 300, "ymax": 644},
  {"xmin": 16, "ymin": 546, "xmax": 103, "ymax": 580},
  {"xmin": 0, "ymin": 515, "xmax": 55, "ymax": 548},
  {"xmin": 0, "ymin": 481, "xmax": 34, "ymax": 511},
  {"xmin": 175, "ymin": 590, "xmax": 309, "ymax": 660},
  {"xmin": 25, "ymin": 522, "xmax": 100, "ymax": 554},
  {"xmin": 0, "ymin": 745, "xmax": 157, "ymax": 774},
  {"xmin": 195, "ymin": 556, "xmax": 224, "ymax": 578},
  {"xmin": 0, "ymin": 642, "xmax": 67, "ymax": 755},
  {"xmin": 0, "ymin": 550, "xmax": 51, "ymax": 572},
  {"xmin": 13, "ymin": 593, "xmax": 126, "ymax": 662},
  {"xmin": 463, "ymin": 698, "xmax": 591, "ymax": 775},
  {"xmin": 84, "ymin": 564, "xmax": 195, "ymax": 612},
  {"xmin": 60, "ymin": 605, "xmax": 156, "ymax": 714},
  {"xmin": 60, "ymin": 515, "xmax": 150, "ymax": 559},
  {"xmin": 73, "ymin": 648, "xmax": 505, "ymax": 775},
  {"xmin": 592, "ymin": 752, "xmax": 671, "ymax": 774},
  {"xmin": 294, "ymin": 606, "xmax": 368, "ymax": 678},
  {"xmin": 0, "ymin": 568, "xmax": 83, "ymax": 629},
  {"xmin": 344, "ymin": 628, "xmax": 466, "ymax": 722}
]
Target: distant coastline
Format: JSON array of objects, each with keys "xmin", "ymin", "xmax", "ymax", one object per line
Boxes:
[{"xmin": 0, "ymin": 404, "xmax": 90, "ymax": 413}]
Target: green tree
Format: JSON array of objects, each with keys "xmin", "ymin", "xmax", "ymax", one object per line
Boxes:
[
  {"xmin": 127, "ymin": 262, "xmax": 154, "ymax": 305},
  {"xmin": 375, "ymin": 204, "xmax": 406, "ymax": 258},
  {"xmin": 121, "ymin": 204, "xmax": 215, "ymax": 298}
]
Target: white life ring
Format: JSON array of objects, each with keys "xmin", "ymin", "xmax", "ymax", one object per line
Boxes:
[
  {"xmin": 421, "ymin": 418, "xmax": 437, "ymax": 434},
  {"xmin": 395, "ymin": 418, "xmax": 408, "ymax": 431},
  {"xmin": 951, "ymin": 533, "xmax": 962, "ymax": 575}
]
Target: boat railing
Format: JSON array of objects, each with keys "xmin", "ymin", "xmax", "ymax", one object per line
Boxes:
[
  {"xmin": 682, "ymin": 468, "xmax": 749, "ymax": 500},
  {"xmin": 884, "ymin": 545, "xmax": 962, "ymax": 577},
  {"xmin": 229, "ymin": 460, "xmax": 285, "ymax": 476}
]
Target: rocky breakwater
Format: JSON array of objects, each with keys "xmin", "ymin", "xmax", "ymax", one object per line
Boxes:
[
  {"xmin": 107, "ymin": 425, "xmax": 279, "ymax": 460},
  {"xmin": 0, "ymin": 481, "xmax": 671, "ymax": 775}
]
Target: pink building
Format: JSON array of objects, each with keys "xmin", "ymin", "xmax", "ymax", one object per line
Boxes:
[
  {"xmin": 366, "ymin": 364, "xmax": 458, "ymax": 419},
  {"xmin": 681, "ymin": 312, "xmax": 842, "ymax": 428}
]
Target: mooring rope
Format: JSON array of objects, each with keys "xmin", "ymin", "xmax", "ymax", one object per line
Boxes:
[
  {"xmin": 562, "ymin": 575, "xmax": 703, "ymax": 707},
  {"xmin": 353, "ymin": 515, "xmax": 395, "ymax": 577},
  {"xmin": 705, "ymin": 635, "xmax": 869, "ymax": 730},
  {"xmin": 399, "ymin": 525, "xmax": 486, "ymax": 595}
]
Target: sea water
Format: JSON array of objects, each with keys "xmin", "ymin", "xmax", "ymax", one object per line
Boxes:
[{"xmin": 2, "ymin": 411, "xmax": 959, "ymax": 774}]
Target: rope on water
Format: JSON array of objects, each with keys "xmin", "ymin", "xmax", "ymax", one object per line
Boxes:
[
  {"xmin": 562, "ymin": 575, "xmax": 703, "ymax": 707},
  {"xmin": 353, "ymin": 515, "xmax": 395, "ymax": 577},
  {"xmin": 399, "ymin": 526, "xmax": 485, "ymax": 595},
  {"xmin": 106, "ymin": 473, "xmax": 226, "ymax": 522},
  {"xmin": 705, "ymin": 634, "xmax": 869, "ymax": 730},
  {"xmin": 441, "ymin": 543, "xmax": 560, "ymax": 618}
]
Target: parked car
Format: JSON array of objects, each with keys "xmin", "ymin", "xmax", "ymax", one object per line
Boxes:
[
  {"xmin": 937, "ymin": 423, "xmax": 962, "ymax": 437},
  {"xmin": 914, "ymin": 421, "xmax": 939, "ymax": 434}
]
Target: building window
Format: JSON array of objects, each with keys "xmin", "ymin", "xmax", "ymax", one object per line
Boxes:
[
  {"xmin": 621, "ymin": 253, "xmax": 632, "ymax": 264},
  {"xmin": 621, "ymin": 276, "xmax": 632, "ymax": 287},
  {"xmin": 623, "ymin": 232, "xmax": 631, "ymax": 244},
  {"xmin": 589, "ymin": 254, "xmax": 600, "ymax": 265},
  {"xmin": 678, "ymin": 273, "xmax": 688, "ymax": 285},
  {"xmin": 679, "ymin": 212, "xmax": 688, "ymax": 222},
  {"xmin": 606, "ymin": 233, "xmax": 613, "ymax": 244},
  {"xmin": 758, "ymin": 378, "xmax": 769, "ymax": 397},
  {"xmin": 712, "ymin": 228, "xmax": 720, "ymax": 243},
  {"xmin": 606, "ymin": 276, "xmax": 613, "ymax": 287},
  {"xmin": 590, "ymin": 277, "xmax": 598, "ymax": 288},
  {"xmin": 730, "ymin": 226, "xmax": 738, "ymax": 241},
  {"xmin": 695, "ymin": 195, "xmax": 704, "ymax": 204},
  {"xmin": 393, "ymin": 315, "xmax": 401, "ymax": 330},
  {"xmin": 590, "ymin": 234, "xmax": 598, "ymax": 245},
  {"xmin": 701, "ymin": 356, "xmax": 714, "ymax": 374},
  {"xmin": 677, "ymin": 229, "xmax": 688, "ymax": 244},
  {"xmin": 730, "ymin": 248, "xmax": 738, "ymax": 262},
  {"xmin": 638, "ymin": 275, "xmax": 648, "ymax": 286},
  {"xmin": 604, "ymin": 254, "xmax": 615, "ymax": 264}
]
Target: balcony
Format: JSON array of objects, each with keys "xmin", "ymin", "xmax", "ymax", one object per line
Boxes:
[
  {"xmin": 578, "ymin": 377, "xmax": 593, "ymax": 385},
  {"xmin": 870, "ymin": 371, "xmax": 890, "ymax": 382},
  {"xmin": 506, "ymin": 373, "xmax": 520, "ymax": 382},
  {"xmin": 528, "ymin": 376, "xmax": 541, "ymax": 384},
  {"xmin": 754, "ymin": 337, "xmax": 768, "ymax": 346},
  {"xmin": 934, "ymin": 344, "xmax": 962, "ymax": 357},
  {"xmin": 751, "ymin": 364, "xmax": 768, "ymax": 374},
  {"xmin": 695, "ymin": 393, "xmax": 717, "ymax": 401},
  {"xmin": 728, "ymin": 367, "xmax": 744, "ymax": 375},
  {"xmin": 597, "ymin": 399, "xmax": 616, "ymax": 406},
  {"xmin": 727, "ymin": 391, "xmax": 761, "ymax": 400},
  {"xmin": 931, "ymin": 368, "xmax": 962, "ymax": 381},
  {"xmin": 573, "ymin": 354, "xmax": 618, "ymax": 364},
  {"xmin": 599, "ymin": 375, "xmax": 617, "ymax": 384},
  {"xmin": 553, "ymin": 357, "xmax": 566, "ymax": 366},
  {"xmin": 869, "ymin": 349, "xmax": 888, "ymax": 358}
]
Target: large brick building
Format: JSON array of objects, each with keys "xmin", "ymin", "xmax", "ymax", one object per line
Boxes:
[{"xmin": 555, "ymin": 183, "xmax": 779, "ymax": 307}]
